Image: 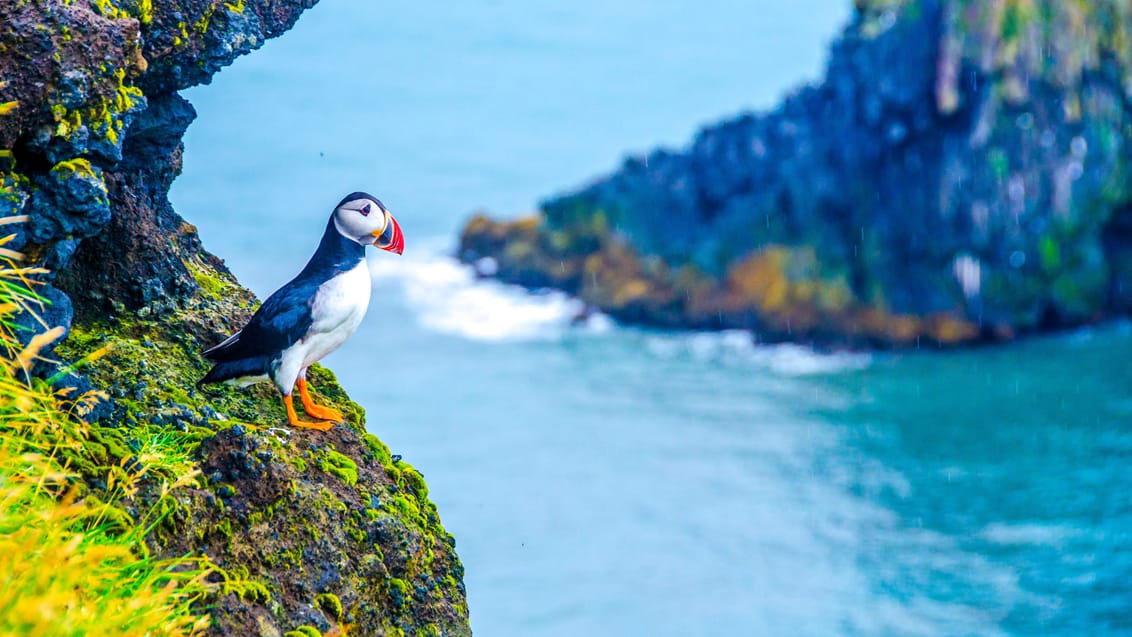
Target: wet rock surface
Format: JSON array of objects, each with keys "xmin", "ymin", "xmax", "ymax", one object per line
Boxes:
[
  {"xmin": 462, "ymin": 0, "xmax": 1132, "ymax": 348},
  {"xmin": 2, "ymin": 1, "xmax": 471, "ymax": 634}
]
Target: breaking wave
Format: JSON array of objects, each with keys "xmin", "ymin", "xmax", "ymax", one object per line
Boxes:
[
  {"xmin": 368, "ymin": 242, "xmax": 611, "ymax": 342},
  {"xmin": 370, "ymin": 239, "xmax": 870, "ymax": 376}
]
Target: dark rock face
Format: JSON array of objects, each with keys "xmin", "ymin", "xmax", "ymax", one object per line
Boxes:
[
  {"xmin": 138, "ymin": 0, "xmax": 319, "ymax": 94},
  {"xmin": 463, "ymin": 0, "xmax": 1132, "ymax": 346},
  {"xmin": 56, "ymin": 90, "xmax": 203, "ymax": 317},
  {"xmin": 1, "ymin": 1, "xmax": 471, "ymax": 634},
  {"xmin": 25, "ymin": 160, "xmax": 112, "ymax": 244},
  {"xmin": 1, "ymin": 0, "xmax": 316, "ymax": 320}
]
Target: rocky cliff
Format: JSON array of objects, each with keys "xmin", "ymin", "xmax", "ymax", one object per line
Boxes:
[
  {"xmin": 460, "ymin": 0, "xmax": 1132, "ymax": 347},
  {"xmin": 1, "ymin": 1, "xmax": 470, "ymax": 635}
]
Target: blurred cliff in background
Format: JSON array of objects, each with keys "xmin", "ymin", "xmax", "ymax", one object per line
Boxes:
[{"xmin": 461, "ymin": 0, "xmax": 1132, "ymax": 348}]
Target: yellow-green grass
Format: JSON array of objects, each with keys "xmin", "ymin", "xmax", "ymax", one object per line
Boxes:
[{"xmin": 0, "ymin": 254, "xmax": 213, "ymax": 636}]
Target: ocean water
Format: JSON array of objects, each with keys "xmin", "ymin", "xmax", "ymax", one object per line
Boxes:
[{"xmin": 171, "ymin": 2, "xmax": 1132, "ymax": 635}]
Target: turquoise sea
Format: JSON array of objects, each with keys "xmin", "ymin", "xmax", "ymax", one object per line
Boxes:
[{"xmin": 171, "ymin": 2, "xmax": 1132, "ymax": 635}]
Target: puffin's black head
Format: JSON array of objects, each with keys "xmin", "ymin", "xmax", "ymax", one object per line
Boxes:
[{"xmin": 332, "ymin": 192, "xmax": 404, "ymax": 255}]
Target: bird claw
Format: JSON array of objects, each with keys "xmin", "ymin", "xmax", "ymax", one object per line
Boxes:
[
  {"xmin": 290, "ymin": 419, "xmax": 334, "ymax": 432},
  {"xmin": 283, "ymin": 394, "xmax": 334, "ymax": 432},
  {"xmin": 303, "ymin": 404, "xmax": 344, "ymax": 422},
  {"xmin": 296, "ymin": 378, "xmax": 344, "ymax": 423}
]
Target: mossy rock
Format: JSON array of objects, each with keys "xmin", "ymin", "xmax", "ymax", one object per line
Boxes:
[{"xmin": 55, "ymin": 256, "xmax": 470, "ymax": 636}]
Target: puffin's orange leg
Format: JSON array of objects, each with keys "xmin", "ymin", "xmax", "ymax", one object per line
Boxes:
[
  {"xmin": 297, "ymin": 378, "xmax": 344, "ymax": 423},
  {"xmin": 283, "ymin": 394, "xmax": 334, "ymax": 431}
]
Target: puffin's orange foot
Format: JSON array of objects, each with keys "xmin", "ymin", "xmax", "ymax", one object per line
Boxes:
[
  {"xmin": 283, "ymin": 394, "xmax": 335, "ymax": 432},
  {"xmin": 297, "ymin": 378, "xmax": 344, "ymax": 422},
  {"xmin": 290, "ymin": 418, "xmax": 335, "ymax": 432},
  {"xmin": 304, "ymin": 403, "xmax": 344, "ymax": 422}
]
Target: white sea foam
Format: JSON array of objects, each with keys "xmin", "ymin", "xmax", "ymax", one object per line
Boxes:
[
  {"xmin": 644, "ymin": 330, "xmax": 871, "ymax": 376},
  {"xmin": 371, "ymin": 241, "xmax": 871, "ymax": 377},
  {"xmin": 369, "ymin": 242, "xmax": 607, "ymax": 342}
]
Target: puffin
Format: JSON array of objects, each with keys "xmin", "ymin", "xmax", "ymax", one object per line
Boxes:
[{"xmin": 197, "ymin": 192, "xmax": 404, "ymax": 431}]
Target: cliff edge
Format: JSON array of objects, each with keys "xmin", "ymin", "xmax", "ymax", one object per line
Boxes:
[
  {"xmin": 1, "ymin": 1, "xmax": 470, "ymax": 635},
  {"xmin": 460, "ymin": 0, "xmax": 1132, "ymax": 348}
]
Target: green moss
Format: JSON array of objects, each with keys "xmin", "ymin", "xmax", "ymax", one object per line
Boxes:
[
  {"xmin": 314, "ymin": 592, "xmax": 343, "ymax": 620},
  {"xmin": 319, "ymin": 449, "xmax": 358, "ymax": 486},
  {"xmin": 390, "ymin": 494, "xmax": 421, "ymax": 524},
  {"xmin": 357, "ymin": 545, "xmax": 385, "ymax": 567},
  {"xmin": 302, "ymin": 519, "xmax": 322, "ymax": 541},
  {"xmin": 186, "ymin": 260, "xmax": 227, "ymax": 299},
  {"xmin": 399, "ymin": 463, "xmax": 429, "ymax": 498},
  {"xmin": 283, "ymin": 627, "xmax": 321, "ymax": 637},
  {"xmin": 389, "ymin": 578, "xmax": 411, "ymax": 607},
  {"xmin": 289, "ymin": 453, "xmax": 309, "ymax": 473},
  {"xmin": 214, "ymin": 518, "xmax": 232, "ymax": 539},
  {"xmin": 232, "ymin": 579, "xmax": 271, "ymax": 603},
  {"xmin": 316, "ymin": 487, "xmax": 347, "ymax": 514},
  {"xmin": 363, "ymin": 432, "xmax": 392, "ymax": 463}
]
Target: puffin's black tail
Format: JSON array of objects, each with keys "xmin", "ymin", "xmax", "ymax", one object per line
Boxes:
[{"xmin": 196, "ymin": 356, "xmax": 271, "ymax": 390}]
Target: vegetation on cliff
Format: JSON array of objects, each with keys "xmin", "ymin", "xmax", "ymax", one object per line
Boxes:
[
  {"xmin": 460, "ymin": 0, "xmax": 1132, "ymax": 348},
  {"xmin": 0, "ymin": 257, "xmax": 213, "ymax": 636},
  {"xmin": 1, "ymin": 1, "xmax": 471, "ymax": 635}
]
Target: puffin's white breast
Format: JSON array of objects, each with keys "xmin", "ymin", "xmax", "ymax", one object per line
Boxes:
[{"xmin": 275, "ymin": 260, "xmax": 372, "ymax": 388}]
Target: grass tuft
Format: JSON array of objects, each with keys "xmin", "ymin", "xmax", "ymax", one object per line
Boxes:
[{"xmin": 0, "ymin": 253, "xmax": 214, "ymax": 636}]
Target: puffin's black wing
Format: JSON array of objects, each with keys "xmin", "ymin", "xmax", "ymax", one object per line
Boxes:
[{"xmin": 203, "ymin": 278, "xmax": 318, "ymax": 362}]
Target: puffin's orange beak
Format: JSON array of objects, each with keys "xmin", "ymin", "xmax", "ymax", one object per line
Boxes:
[{"xmin": 372, "ymin": 214, "xmax": 404, "ymax": 255}]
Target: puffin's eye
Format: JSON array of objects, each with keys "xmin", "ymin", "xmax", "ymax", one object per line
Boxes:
[{"xmin": 361, "ymin": 204, "xmax": 372, "ymax": 216}]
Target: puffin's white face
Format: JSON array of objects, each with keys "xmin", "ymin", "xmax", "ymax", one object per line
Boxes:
[{"xmin": 333, "ymin": 196, "xmax": 404, "ymax": 254}]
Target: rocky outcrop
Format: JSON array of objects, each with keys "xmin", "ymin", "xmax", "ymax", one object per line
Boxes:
[
  {"xmin": 2, "ymin": 0, "xmax": 320, "ymax": 321},
  {"xmin": 1, "ymin": 1, "xmax": 470, "ymax": 635},
  {"xmin": 461, "ymin": 0, "xmax": 1132, "ymax": 347}
]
